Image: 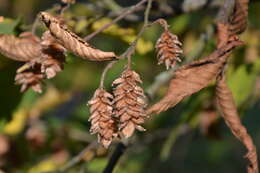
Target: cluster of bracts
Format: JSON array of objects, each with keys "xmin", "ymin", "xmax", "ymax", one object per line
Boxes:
[{"xmin": 0, "ymin": 0, "xmax": 258, "ymax": 172}]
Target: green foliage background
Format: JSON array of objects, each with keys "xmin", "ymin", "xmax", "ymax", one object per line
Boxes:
[{"xmin": 0, "ymin": 0, "xmax": 260, "ymax": 173}]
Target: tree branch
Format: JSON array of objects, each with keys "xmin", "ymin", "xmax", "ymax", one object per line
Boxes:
[
  {"xmin": 41, "ymin": 141, "xmax": 98, "ymax": 173},
  {"xmin": 102, "ymin": 142, "xmax": 127, "ymax": 173},
  {"xmin": 84, "ymin": 0, "xmax": 148, "ymax": 41}
]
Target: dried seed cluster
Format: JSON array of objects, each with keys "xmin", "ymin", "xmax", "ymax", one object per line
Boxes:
[
  {"xmin": 15, "ymin": 65, "xmax": 45, "ymax": 93},
  {"xmin": 155, "ymin": 19, "xmax": 183, "ymax": 69},
  {"xmin": 0, "ymin": 31, "xmax": 66, "ymax": 93},
  {"xmin": 88, "ymin": 89, "xmax": 117, "ymax": 148},
  {"xmin": 88, "ymin": 69, "xmax": 148, "ymax": 147},
  {"xmin": 112, "ymin": 69, "xmax": 148, "ymax": 138}
]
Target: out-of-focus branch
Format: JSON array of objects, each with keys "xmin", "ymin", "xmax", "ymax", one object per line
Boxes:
[
  {"xmin": 42, "ymin": 142, "xmax": 98, "ymax": 173},
  {"xmin": 84, "ymin": 0, "xmax": 148, "ymax": 41},
  {"xmin": 102, "ymin": 142, "xmax": 127, "ymax": 173}
]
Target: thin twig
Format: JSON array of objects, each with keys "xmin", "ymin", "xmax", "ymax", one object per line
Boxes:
[
  {"xmin": 84, "ymin": 0, "xmax": 148, "ymax": 41},
  {"xmin": 97, "ymin": 0, "xmax": 153, "ymax": 88},
  {"xmin": 102, "ymin": 142, "xmax": 127, "ymax": 173},
  {"xmin": 120, "ymin": 0, "xmax": 153, "ymax": 60},
  {"xmin": 42, "ymin": 141, "xmax": 98, "ymax": 173},
  {"xmin": 31, "ymin": 17, "xmax": 39, "ymax": 34},
  {"xmin": 99, "ymin": 61, "xmax": 117, "ymax": 89}
]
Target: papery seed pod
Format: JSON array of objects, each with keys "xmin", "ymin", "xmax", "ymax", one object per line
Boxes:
[
  {"xmin": 39, "ymin": 12, "xmax": 117, "ymax": 61},
  {"xmin": 15, "ymin": 64, "xmax": 44, "ymax": 93},
  {"xmin": 112, "ymin": 69, "xmax": 148, "ymax": 138},
  {"xmin": 155, "ymin": 19, "xmax": 183, "ymax": 70},
  {"xmin": 39, "ymin": 31, "xmax": 66, "ymax": 79},
  {"xmin": 147, "ymin": 39, "xmax": 243, "ymax": 115},
  {"xmin": 88, "ymin": 89, "xmax": 118, "ymax": 148},
  {"xmin": 216, "ymin": 75, "xmax": 258, "ymax": 173},
  {"xmin": 0, "ymin": 32, "xmax": 41, "ymax": 62}
]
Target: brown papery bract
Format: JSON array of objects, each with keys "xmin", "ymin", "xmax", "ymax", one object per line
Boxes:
[
  {"xmin": 147, "ymin": 39, "xmax": 243, "ymax": 115},
  {"xmin": 0, "ymin": 32, "xmax": 41, "ymax": 62},
  {"xmin": 88, "ymin": 89, "xmax": 118, "ymax": 148},
  {"xmin": 39, "ymin": 12, "xmax": 117, "ymax": 61},
  {"xmin": 15, "ymin": 64, "xmax": 45, "ymax": 93},
  {"xmin": 216, "ymin": 75, "xmax": 258, "ymax": 173}
]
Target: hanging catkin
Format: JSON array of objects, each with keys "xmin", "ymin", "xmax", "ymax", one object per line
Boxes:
[
  {"xmin": 147, "ymin": 39, "xmax": 243, "ymax": 115},
  {"xmin": 155, "ymin": 19, "xmax": 183, "ymax": 69},
  {"xmin": 40, "ymin": 31, "xmax": 66, "ymax": 79},
  {"xmin": 0, "ymin": 32, "xmax": 41, "ymax": 62},
  {"xmin": 216, "ymin": 75, "xmax": 258, "ymax": 173},
  {"xmin": 112, "ymin": 69, "xmax": 147, "ymax": 138},
  {"xmin": 88, "ymin": 89, "xmax": 118, "ymax": 148},
  {"xmin": 39, "ymin": 12, "xmax": 117, "ymax": 61}
]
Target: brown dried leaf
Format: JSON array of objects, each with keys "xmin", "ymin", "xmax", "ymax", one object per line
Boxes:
[
  {"xmin": 39, "ymin": 12, "xmax": 117, "ymax": 61},
  {"xmin": 0, "ymin": 32, "xmax": 41, "ymax": 62},
  {"xmin": 217, "ymin": 0, "xmax": 249, "ymax": 47},
  {"xmin": 147, "ymin": 39, "xmax": 243, "ymax": 115},
  {"xmin": 229, "ymin": 0, "xmax": 249, "ymax": 37},
  {"xmin": 216, "ymin": 75, "xmax": 258, "ymax": 173}
]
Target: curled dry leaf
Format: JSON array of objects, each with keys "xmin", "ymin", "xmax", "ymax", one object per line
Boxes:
[
  {"xmin": 216, "ymin": 75, "xmax": 258, "ymax": 173},
  {"xmin": 155, "ymin": 19, "xmax": 183, "ymax": 69},
  {"xmin": 0, "ymin": 32, "xmax": 41, "ymax": 62},
  {"xmin": 229, "ymin": 0, "xmax": 249, "ymax": 37},
  {"xmin": 88, "ymin": 89, "xmax": 118, "ymax": 148},
  {"xmin": 112, "ymin": 69, "xmax": 148, "ymax": 138},
  {"xmin": 217, "ymin": 0, "xmax": 249, "ymax": 47},
  {"xmin": 39, "ymin": 12, "xmax": 117, "ymax": 61},
  {"xmin": 147, "ymin": 39, "xmax": 243, "ymax": 115}
]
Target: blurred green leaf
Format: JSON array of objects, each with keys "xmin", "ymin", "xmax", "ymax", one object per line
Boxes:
[
  {"xmin": 228, "ymin": 65, "xmax": 257, "ymax": 106},
  {"xmin": 0, "ymin": 18, "xmax": 20, "ymax": 34}
]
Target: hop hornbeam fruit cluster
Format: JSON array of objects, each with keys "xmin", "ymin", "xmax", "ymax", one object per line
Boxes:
[
  {"xmin": 88, "ymin": 69, "xmax": 148, "ymax": 147},
  {"xmin": 155, "ymin": 19, "xmax": 183, "ymax": 70},
  {"xmin": 112, "ymin": 69, "xmax": 147, "ymax": 138},
  {"xmin": 88, "ymin": 89, "xmax": 118, "ymax": 148}
]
